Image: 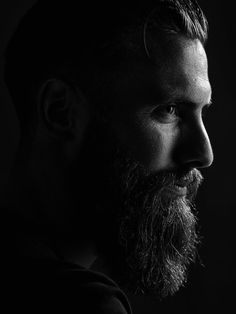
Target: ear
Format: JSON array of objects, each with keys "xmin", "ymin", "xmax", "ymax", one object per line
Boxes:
[{"xmin": 37, "ymin": 78, "xmax": 89, "ymax": 140}]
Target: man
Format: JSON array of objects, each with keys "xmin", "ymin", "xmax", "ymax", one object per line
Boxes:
[{"xmin": 3, "ymin": 0, "xmax": 213, "ymax": 313}]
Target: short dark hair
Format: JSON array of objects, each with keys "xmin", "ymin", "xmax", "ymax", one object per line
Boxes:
[{"xmin": 4, "ymin": 0, "xmax": 208, "ymax": 135}]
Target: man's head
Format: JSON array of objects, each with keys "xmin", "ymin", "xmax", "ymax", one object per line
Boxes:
[{"xmin": 4, "ymin": 0, "xmax": 213, "ymax": 299}]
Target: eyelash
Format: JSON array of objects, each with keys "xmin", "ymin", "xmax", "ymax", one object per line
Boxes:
[
  {"xmin": 151, "ymin": 104, "xmax": 180, "ymax": 123},
  {"xmin": 151, "ymin": 103, "xmax": 211, "ymax": 124}
]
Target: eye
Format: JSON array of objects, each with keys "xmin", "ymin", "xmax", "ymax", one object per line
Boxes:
[
  {"xmin": 151, "ymin": 103, "xmax": 180, "ymax": 123},
  {"xmin": 165, "ymin": 105, "xmax": 176, "ymax": 115}
]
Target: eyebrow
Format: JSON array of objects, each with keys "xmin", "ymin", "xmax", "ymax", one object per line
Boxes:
[
  {"xmin": 167, "ymin": 95, "xmax": 213, "ymax": 108},
  {"xmin": 149, "ymin": 85, "xmax": 213, "ymax": 109}
]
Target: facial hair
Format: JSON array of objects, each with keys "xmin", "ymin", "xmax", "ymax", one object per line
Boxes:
[
  {"xmin": 104, "ymin": 155, "xmax": 203, "ymax": 298},
  {"xmin": 72, "ymin": 118, "xmax": 203, "ymax": 299}
]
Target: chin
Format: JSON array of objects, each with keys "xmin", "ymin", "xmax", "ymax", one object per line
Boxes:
[
  {"xmin": 94, "ymin": 160, "xmax": 203, "ymax": 299},
  {"xmin": 77, "ymin": 121, "xmax": 203, "ymax": 298}
]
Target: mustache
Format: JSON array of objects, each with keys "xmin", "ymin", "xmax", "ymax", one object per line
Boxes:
[
  {"xmin": 164, "ymin": 168, "xmax": 204, "ymax": 200},
  {"xmin": 122, "ymin": 163, "xmax": 203, "ymax": 201}
]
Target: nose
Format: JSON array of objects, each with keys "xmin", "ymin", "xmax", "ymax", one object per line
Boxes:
[{"xmin": 176, "ymin": 119, "xmax": 214, "ymax": 169}]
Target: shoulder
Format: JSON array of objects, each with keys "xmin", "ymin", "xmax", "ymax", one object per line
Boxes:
[
  {"xmin": 53, "ymin": 264, "xmax": 132, "ymax": 314},
  {"xmin": 5, "ymin": 258, "xmax": 132, "ymax": 314}
]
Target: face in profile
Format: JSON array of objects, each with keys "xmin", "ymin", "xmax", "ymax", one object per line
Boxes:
[{"xmin": 66, "ymin": 36, "xmax": 213, "ymax": 298}]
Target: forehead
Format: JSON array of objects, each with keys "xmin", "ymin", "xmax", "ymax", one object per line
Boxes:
[
  {"xmin": 157, "ymin": 37, "xmax": 211, "ymax": 103},
  {"xmin": 112, "ymin": 36, "xmax": 211, "ymax": 108}
]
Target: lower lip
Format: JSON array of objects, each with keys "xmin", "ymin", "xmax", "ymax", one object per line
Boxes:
[{"xmin": 166, "ymin": 185, "xmax": 187, "ymax": 197}]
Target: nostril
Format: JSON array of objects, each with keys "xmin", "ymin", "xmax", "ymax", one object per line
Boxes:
[
  {"xmin": 176, "ymin": 146, "xmax": 214, "ymax": 170},
  {"xmin": 194, "ymin": 150, "xmax": 214, "ymax": 169},
  {"xmin": 194, "ymin": 160, "xmax": 207, "ymax": 169}
]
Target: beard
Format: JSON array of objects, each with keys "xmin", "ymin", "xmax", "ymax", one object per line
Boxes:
[
  {"xmin": 106, "ymin": 158, "xmax": 202, "ymax": 298},
  {"xmin": 70, "ymin": 117, "xmax": 203, "ymax": 299}
]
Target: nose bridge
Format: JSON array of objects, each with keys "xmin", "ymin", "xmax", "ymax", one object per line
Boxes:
[{"xmin": 199, "ymin": 119, "xmax": 214, "ymax": 165}]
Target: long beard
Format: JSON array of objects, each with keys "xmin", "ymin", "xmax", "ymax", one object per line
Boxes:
[
  {"xmin": 72, "ymin": 119, "xmax": 203, "ymax": 299},
  {"xmin": 114, "ymin": 157, "xmax": 203, "ymax": 298}
]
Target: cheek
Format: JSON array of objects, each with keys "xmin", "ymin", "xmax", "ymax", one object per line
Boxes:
[
  {"xmin": 112, "ymin": 112, "xmax": 179, "ymax": 171},
  {"xmin": 139, "ymin": 121, "xmax": 178, "ymax": 171}
]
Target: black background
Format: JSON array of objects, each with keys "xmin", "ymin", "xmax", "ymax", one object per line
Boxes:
[{"xmin": 0, "ymin": 1, "xmax": 235, "ymax": 313}]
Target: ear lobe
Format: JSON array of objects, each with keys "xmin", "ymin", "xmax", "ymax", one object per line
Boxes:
[{"xmin": 38, "ymin": 79, "xmax": 78, "ymax": 137}]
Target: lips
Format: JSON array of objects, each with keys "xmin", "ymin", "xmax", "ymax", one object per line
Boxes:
[
  {"xmin": 159, "ymin": 169, "xmax": 203, "ymax": 199},
  {"xmin": 170, "ymin": 176, "xmax": 194, "ymax": 196},
  {"xmin": 166, "ymin": 185, "xmax": 187, "ymax": 197},
  {"xmin": 175, "ymin": 176, "xmax": 192, "ymax": 187}
]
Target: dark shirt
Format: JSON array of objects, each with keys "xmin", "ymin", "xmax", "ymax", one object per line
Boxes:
[
  {"xmin": 3, "ymin": 213, "xmax": 132, "ymax": 313},
  {"xmin": 5, "ymin": 256, "xmax": 132, "ymax": 313},
  {"xmin": 1, "ymin": 211, "xmax": 132, "ymax": 314}
]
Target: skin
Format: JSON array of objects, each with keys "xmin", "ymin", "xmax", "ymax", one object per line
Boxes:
[
  {"xmin": 109, "ymin": 36, "xmax": 213, "ymax": 173},
  {"xmin": 9, "ymin": 35, "xmax": 213, "ymax": 271},
  {"xmin": 68, "ymin": 36, "xmax": 212, "ymax": 267}
]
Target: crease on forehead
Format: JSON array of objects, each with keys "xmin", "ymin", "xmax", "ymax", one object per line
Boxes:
[
  {"xmin": 111, "ymin": 36, "xmax": 211, "ymax": 107},
  {"xmin": 153, "ymin": 36, "xmax": 211, "ymax": 103}
]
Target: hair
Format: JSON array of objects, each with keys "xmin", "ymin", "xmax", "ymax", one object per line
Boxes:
[{"xmin": 4, "ymin": 0, "xmax": 208, "ymax": 136}]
